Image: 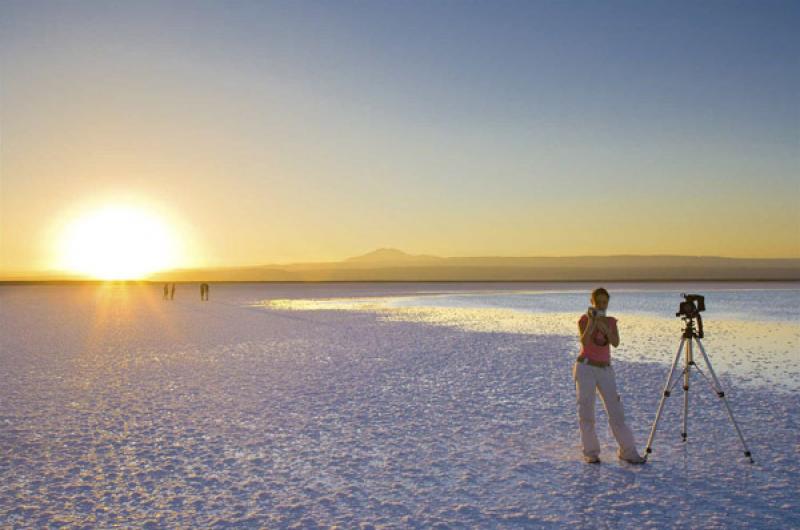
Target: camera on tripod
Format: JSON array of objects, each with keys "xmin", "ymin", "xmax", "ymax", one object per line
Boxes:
[
  {"xmin": 676, "ymin": 293, "xmax": 705, "ymax": 338},
  {"xmin": 645, "ymin": 292, "xmax": 754, "ymax": 463},
  {"xmin": 676, "ymin": 293, "xmax": 705, "ymax": 318}
]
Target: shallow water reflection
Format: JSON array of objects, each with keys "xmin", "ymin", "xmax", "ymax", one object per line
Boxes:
[{"xmin": 258, "ymin": 286, "xmax": 800, "ymax": 392}]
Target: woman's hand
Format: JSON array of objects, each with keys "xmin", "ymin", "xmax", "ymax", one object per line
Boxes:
[
  {"xmin": 595, "ymin": 316, "xmax": 620, "ymax": 348},
  {"xmin": 594, "ymin": 317, "xmax": 610, "ymax": 335}
]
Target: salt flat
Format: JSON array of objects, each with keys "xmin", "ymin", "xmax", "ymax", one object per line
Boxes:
[{"xmin": 1, "ymin": 283, "xmax": 797, "ymax": 528}]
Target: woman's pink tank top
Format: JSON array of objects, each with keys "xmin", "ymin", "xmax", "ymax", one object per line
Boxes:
[{"xmin": 578, "ymin": 314, "xmax": 617, "ymax": 363}]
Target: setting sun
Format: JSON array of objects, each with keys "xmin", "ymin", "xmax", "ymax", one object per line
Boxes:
[{"xmin": 57, "ymin": 205, "xmax": 180, "ymax": 280}]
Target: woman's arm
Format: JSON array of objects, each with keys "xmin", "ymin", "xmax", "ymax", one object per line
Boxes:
[
  {"xmin": 609, "ymin": 322, "xmax": 619, "ymax": 348},
  {"xmin": 597, "ymin": 317, "xmax": 620, "ymax": 347},
  {"xmin": 578, "ymin": 315, "xmax": 597, "ymax": 346},
  {"xmin": 593, "ymin": 317, "xmax": 620, "ymax": 347}
]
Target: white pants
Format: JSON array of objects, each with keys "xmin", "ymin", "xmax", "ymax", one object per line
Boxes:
[{"xmin": 573, "ymin": 361, "xmax": 639, "ymax": 459}]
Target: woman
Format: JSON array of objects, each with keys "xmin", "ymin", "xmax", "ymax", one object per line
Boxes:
[{"xmin": 574, "ymin": 287, "xmax": 645, "ymax": 464}]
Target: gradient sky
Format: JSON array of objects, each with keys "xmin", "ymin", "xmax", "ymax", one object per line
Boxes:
[{"xmin": 1, "ymin": 0, "xmax": 798, "ymax": 273}]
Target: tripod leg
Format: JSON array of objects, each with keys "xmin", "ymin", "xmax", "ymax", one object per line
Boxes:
[
  {"xmin": 693, "ymin": 338, "xmax": 755, "ymax": 463},
  {"xmin": 644, "ymin": 338, "xmax": 686, "ymax": 460},
  {"xmin": 682, "ymin": 340, "xmax": 692, "ymax": 442}
]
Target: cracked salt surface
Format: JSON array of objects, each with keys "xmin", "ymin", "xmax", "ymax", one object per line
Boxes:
[{"xmin": 1, "ymin": 282, "xmax": 798, "ymax": 528}]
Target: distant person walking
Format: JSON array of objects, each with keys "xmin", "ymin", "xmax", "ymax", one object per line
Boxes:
[
  {"xmin": 574, "ymin": 287, "xmax": 645, "ymax": 464},
  {"xmin": 170, "ymin": 283, "xmax": 175, "ymax": 300},
  {"xmin": 200, "ymin": 283, "xmax": 209, "ymax": 301},
  {"xmin": 163, "ymin": 283, "xmax": 169, "ymax": 300}
]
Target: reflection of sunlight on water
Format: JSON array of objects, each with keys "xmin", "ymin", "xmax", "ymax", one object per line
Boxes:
[{"xmin": 256, "ymin": 295, "xmax": 800, "ymax": 392}]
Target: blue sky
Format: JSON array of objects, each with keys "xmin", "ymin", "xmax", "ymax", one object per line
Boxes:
[{"xmin": 1, "ymin": 1, "xmax": 798, "ymax": 270}]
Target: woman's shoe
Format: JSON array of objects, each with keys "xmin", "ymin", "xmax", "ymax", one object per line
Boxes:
[
  {"xmin": 584, "ymin": 455, "xmax": 601, "ymax": 464},
  {"xmin": 619, "ymin": 454, "xmax": 646, "ymax": 464}
]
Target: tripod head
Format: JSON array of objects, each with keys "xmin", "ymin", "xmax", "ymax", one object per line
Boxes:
[
  {"xmin": 680, "ymin": 313, "xmax": 704, "ymax": 338},
  {"xmin": 677, "ymin": 293, "xmax": 705, "ymax": 338}
]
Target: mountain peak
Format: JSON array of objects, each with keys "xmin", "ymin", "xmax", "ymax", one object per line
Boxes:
[{"xmin": 345, "ymin": 248, "xmax": 442, "ymax": 263}]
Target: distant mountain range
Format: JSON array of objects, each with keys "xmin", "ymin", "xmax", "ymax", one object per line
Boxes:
[
  {"xmin": 4, "ymin": 248, "xmax": 798, "ymax": 282},
  {"xmin": 141, "ymin": 248, "xmax": 800, "ymax": 282}
]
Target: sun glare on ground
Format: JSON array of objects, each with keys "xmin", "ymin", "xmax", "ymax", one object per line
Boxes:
[{"xmin": 57, "ymin": 205, "xmax": 180, "ymax": 280}]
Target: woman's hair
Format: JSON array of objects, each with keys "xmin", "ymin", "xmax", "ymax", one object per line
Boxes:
[{"xmin": 591, "ymin": 287, "xmax": 610, "ymax": 303}]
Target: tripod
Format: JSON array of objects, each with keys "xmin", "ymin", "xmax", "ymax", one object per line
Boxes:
[{"xmin": 643, "ymin": 315, "xmax": 754, "ymax": 463}]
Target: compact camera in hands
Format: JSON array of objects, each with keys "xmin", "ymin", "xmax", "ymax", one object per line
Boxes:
[{"xmin": 587, "ymin": 307, "xmax": 606, "ymax": 318}]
